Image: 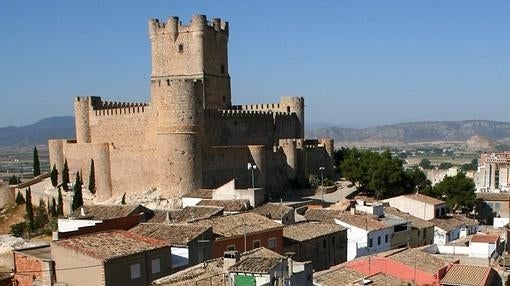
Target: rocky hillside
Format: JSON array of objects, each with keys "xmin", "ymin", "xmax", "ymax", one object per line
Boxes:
[
  {"xmin": 0, "ymin": 116, "xmax": 75, "ymax": 147},
  {"xmin": 306, "ymin": 120, "xmax": 510, "ymax": 145}
]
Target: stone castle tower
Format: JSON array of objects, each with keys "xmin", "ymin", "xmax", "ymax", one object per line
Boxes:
[{"xmin": 49, "ymin": 15, "xmax": 333, "ymax": 202}]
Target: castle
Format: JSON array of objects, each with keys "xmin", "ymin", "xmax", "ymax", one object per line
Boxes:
[{"xmin": 48, "ymin": 15, "xmax": 334, "ymax": 202}]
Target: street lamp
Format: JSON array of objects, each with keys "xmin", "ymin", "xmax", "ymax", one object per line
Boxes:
[
  {"xmin": 247, "ymin": 163, "xmax": 257, "ymax": 188},
  {"xmin": 319, "ymin": 167, "xmax": 325, "ymax": 204}
]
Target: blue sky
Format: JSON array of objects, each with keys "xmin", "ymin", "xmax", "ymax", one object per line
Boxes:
[{"xmin": 0, "ymin": 1, "xmax": 509, "ymax": 128}]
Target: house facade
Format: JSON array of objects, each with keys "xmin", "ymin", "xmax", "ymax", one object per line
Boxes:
[
  {"xmin": 384, "ymin": 193, "xmax": 447, "ymax": 220},
  {"xmin": 51, "ymin": 230, "xmax": 173, "ymax": 286},
  {"xmin": 283, "ymin": 222, "xmax": 347, "ymax": 270}
]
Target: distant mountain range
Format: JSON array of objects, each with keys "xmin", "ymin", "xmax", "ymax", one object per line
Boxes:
[
  {"xmin": 2, "ymin": 117, "xmax": 510, "ymax": 148},
  {"xmin": 306, "ymin": 120, "xmax": 510, "ymax": 147},
  {"xmin": 0, "ymin": 116, "xmax": 75, "ymax": 147}
]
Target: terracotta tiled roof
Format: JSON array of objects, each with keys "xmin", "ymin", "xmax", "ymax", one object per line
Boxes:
[
  {"xmin": 476, "ymin": 192, "xmax": 510, "ymax": 201},
  {"xmin": 429, "ymin": 216, "xmax": 472, "ymax": 232},
  {"xmin": 194, "ymin": 213, "xmax": 282, "ymax": 238},
  {"xmin": 304, "ymin": 209, "xmax": 388, "ymax": 231},
  {"xmin": 152, "ymin": 257, "xmax": 225, "ymax": 286},
  {"xmin": 148, "ymin": 206, "xmax": 223, "ymax": 224},
  {"xmin": 129, "ymin": 223, "xmax": 211, "ymax": 246},
  {"xmin": 384, "ymin": 207, "xmax": 435, "ymax": 229},
  {"xmin": 452, "ymin": 214, "xmax": 479, "ymax": 226},
  {"xmin": 336, "ymin": 212, "xmax": 388, "ymax": 231},
  {"xmin": 153, "ymin": 247, "xmax": 282, "ymax": 285},
  {"xmin": 69, "ymin": 205, "xmax": 145, "ymax": 220},
  {"xmin": 197, "ymin": 199, "xmax": 250, "ymax": 212},
  {"xmin": 283, "ymin": 222, "xmax": 345, "ymax": 242},
  {"xmin": 314, "ymin": 266, "xmax": 364, "ymax": 285},
  {"xmin": 229, "ymin": 257, "xmax": 281, "ymax": 273},
  {"xmin": 381, "ymin": 248, "xmax": 448, "ymax": 274},
  {"xmin": 471, "ymin": 234, "xmax": 499, "ymax": 244},
  {"xmin": 314, "ymin": 266, "xmax": 408, "ymax": 286},
  {"xmin": 441, "ymin": 264, "xmax": 492, "ymax": 286},
  {"xmin": 183, "ymin": 189, "xmax": 213, "ymax": 199},
  {"xmin": 251, "ymin": 202, "xmax": 293, "ymax": 220},
  {"xmin": 304, "ymin": 208, "xmax": 343, "ymax": 224},
  {"xmin": 404, "ymin": 193, "xmax": 445, "ymax": 206},
  {"xmin": 53, "ymin": 230, "xmax": 168, "ymax": 261}
]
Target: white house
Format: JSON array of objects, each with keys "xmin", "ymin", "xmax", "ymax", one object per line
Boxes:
[
  {"xmin": 429, "ymin": 215, "xmax": 479, "ymax": 245},
  {"xmin": 384, "ymin": 193, "xmax": 446, "ymax": 220},
  {"xmin": 469, "ymin": 234, "xmax": 500, "ymax": 258},
  {"xmin": 334, "ymin": 210, "xmax": 393, "ymax": 261}
]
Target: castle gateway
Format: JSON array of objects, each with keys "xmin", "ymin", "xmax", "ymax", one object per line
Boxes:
[{"xmin": 49, "ymin": 15, "xmax": 334, "ymax": 202}]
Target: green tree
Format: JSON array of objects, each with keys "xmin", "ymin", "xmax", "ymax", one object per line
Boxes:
[
  {"xmin": 25, "ymin": 187, "xmax": 34, "ymax": 229},
  {"xmin": 33, "ymin": 146, "xmax": 41, "ymax": 177},
  {"xmin": 340, "ymin": 149, "xmax": 415, "ymax": 199},
  {"xmin": 15, "ymin": 191, "xmax": 25, "ymax": 205},
  {"xmin": 88, "ymin": 159, "xmax": 96, "ymax": 194},
  {"xmin": 10, "ymin": 222, "xmax": 28, "ymax": 238},
  {"xmin": 406, "ymin": 167, "xmax": 432, "ymax": 194},
  {"xmin": 419, "ymin": 159, "xmax": 434, "ymax": 169},
  {"xmin": 72, "ymin": 172, "xmax": 84, "ymax": 211},
  {"xmin": 34, "ymin": 199, "xmax": 49, "ymax": 229},
  {"xmin": 438, "ymin": 162, "xmax": 454, "ymax": 170},
  {"xmin": 51, "ymin": 198, "xmax": 57, "ymax": 217},
  {"xmin": 62, "ymin": 159, "xmax": 70, "ymax": 191},
  {"xmin": 433, "ymin": 172, "xmax": 476, "ymax": 211},
  {"xmin": 461, "ymin": 159, "xmax": 478, "ymax": 172},
  {"xmin": 8, "ymin": 175, "xmax": 19, "ymax": 185},
  {"xmin": 57, "ymin": 187, "xmax": 64, "ymax": 216},
  {"xmin": 50, "ymin": 164, "xmax": 59, "ymax": 187}
]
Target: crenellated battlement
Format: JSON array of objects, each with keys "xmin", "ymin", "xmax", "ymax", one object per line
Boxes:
[
  {"xmin": 148, "ymin": 14, "xmax": 228, "ymax": 38},
  {"xmin": 92, "ymin": 100, "xmax": 148, "ymax": 110},
  {"xmin": 93, "ymin": 105, "xmax": 147, "ymax": 117},
  {"xmin": 231, "ymin": 103, "xmax": 280, "ymax": 111}
]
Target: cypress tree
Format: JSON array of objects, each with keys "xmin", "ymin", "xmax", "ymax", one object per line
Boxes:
[
  {"xmin": 25, "ymin": 187, "xmax": 34, "ymax": 228},
  {"xmin": 33, "ymin": 146, "xmax": 41, "ymax": 177},
  {"xmin": 57, "ymin": 187, "xmax": 64, "ymax": 216},
  {"xmin": 72, "ymin": 172, "xmax": 84, "ymax": 211},
  {"xmin": 50, "ymin": 164, "xmax": 59, "ymax": 188},
  {"xmin": 15, "ymin": 191, "xmax": 25, "ymax": 205},
  {"xmin": 47, "ymin": 198, "xmax": 51, "ymax": 217},
  {"xmin": 51, "ymin": 198, "xmax": 57, "ymax": 217},
  {"xmin": 88, "ymin": 159, "xmax": 96, "ymax": 194},
  {"xmin": 62, "ymin": 159, "xmax": 70, "ymax": 191}
]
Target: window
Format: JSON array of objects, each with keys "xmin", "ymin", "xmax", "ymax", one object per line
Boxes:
[
  {"xmin": 385, "ymin": 234, "xmax": 388, "ymax": 243},
  {"xmin": 377, "ymin": 236, "xmax": 381, "ymax": 245},
  {"xmin": 227, "ymin": 244, "xmax": 236, "ymax": 251},
  {"xmin": 368, "ymin": 238, "xmax": 373, "ymax": 248},
  {"xmin": 221, "ymin": 64, "xmax": 225, "ymax": 74},
  {"xmin": 268, "ymin": 238, "xmax": 277, "ymax": 249},
  {"xmin": 130, "ymin": 264, "xmax": 141, "ymax": 279},
  {"xmin": 253, "ymin": 240, "xmax": 261, "ymax": 249},
  {"xmin": 178, "ymin": 44, "xmax": 184, "ymax": 53},
  {"xmin": 323, "ymin": 239, "xmax": 327, "ymax": 248},
  {"xmin": 287, "ymin": 106, "xmax": 291, "ymax": 113},
  {"xmin": 151, "ymin": 258, "xmax": 161, "ymax": 274}
]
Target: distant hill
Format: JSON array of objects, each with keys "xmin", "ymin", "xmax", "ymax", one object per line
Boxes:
[
  {"xmin": 306, "ymin": 120, "xmax": 510, "ymax": 146},
  {"xmin": 0, "ymin": 116, "xmax": 75, "ymax": 147}
]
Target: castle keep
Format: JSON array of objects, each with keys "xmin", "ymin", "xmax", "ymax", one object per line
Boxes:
[{"xmin": 49, "ymin": 15, "xmax": 334, "ymax": 202}]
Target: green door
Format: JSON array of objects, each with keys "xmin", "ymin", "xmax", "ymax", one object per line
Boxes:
[{"xmin": 234, "ymin": 275, "xmax": 256, "ymax": 286}]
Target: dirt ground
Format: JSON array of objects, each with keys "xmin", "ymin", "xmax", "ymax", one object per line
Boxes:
[{"xmin": 0, "ymin": 205, "xmax": 25, "ymax": 235}]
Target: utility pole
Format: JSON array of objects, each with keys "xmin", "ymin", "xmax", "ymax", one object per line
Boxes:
[{"xmin": 248, "ymin": 163, "xmax": 256, "ymax": 188}]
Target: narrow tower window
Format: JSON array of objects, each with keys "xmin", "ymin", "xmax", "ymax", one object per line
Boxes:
[
  {"xmin": 221, "ymin": 64, "xmax": 225, "ymax": 74},
  {"xmin": 178, "ymin": 44, "xmax": 184, "ymax": 53}
]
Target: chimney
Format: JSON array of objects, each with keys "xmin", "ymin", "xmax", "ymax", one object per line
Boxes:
[{"xmin": 223, "ymin": 251, "xmax": 240, "ymax": 271}]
